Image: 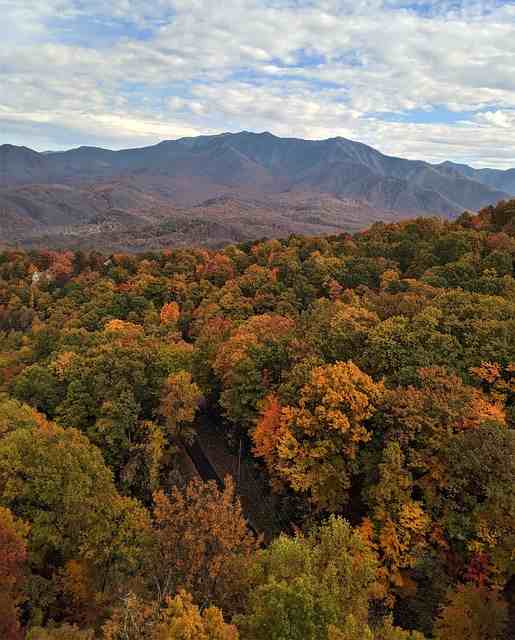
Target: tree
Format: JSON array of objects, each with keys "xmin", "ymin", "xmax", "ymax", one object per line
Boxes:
[
  {"xmin": 434, "ymin": 290, "xmax": 515, "ymax": 372},
  {"xmin": 11, "ymin": 364, "xmax": 63, "ymax": 417},
  {"xmin": 236, "ymin": 517, "xmax": 377, "ymax": 640},
  {"xmin": 53, "ymin": 333, "xmax": 191, "ymax": 484},
  {"xmin": 364, "ymin": 308, "xmax": 460, "ymax": 385},
  {"xmin": 328, "ymin": 617, "xmax": 373, "ymax": 640},
  {"xmin": 374, "ymin": 371, "xmax": 511, "ymax": 588},
  {"xmin": 0, "ymin": 421, "xmax": 117, "ymax": 568},
  {"xmin": 363, "ymin": 443, "xmax": 429, "ymax": 600},
  {"xmin": 26, "ymin": 625, "xmax": 95, "ymax": 640},
  {"xmin": 254, "ymin": 362, "xmax": 383, "ymax": 510},
  {"xmin": 148, "ymin": 478, "xmax": 259, "ymax": 612},
  {"xmin": 0, "ymin": 395, "xmax": 44, "ymax": 438},
  {"xmin": 160, "ymin": 302, "xmax": 181, "ymax": 327},
  {"xmin": 47, "ymin": 251, "xmax": 74, "ymax": 285},
  {"xmin": 470, "ymin": 361, "xmax": 514, "ymax": 426},
  {"xmin": 191, "ymin": 316, "xmax": 234, "ymax": 400},
  {"xmin": 372, "ymin": 618, "xmax": 426, "ymax": 640},
  {"xmin": 438, "ymin": 422, "xmax": 515, "ymax": 583},
  {"xmin": 376, "ymin": 366, "xmax": 505, "ymax": 480},
  {"xmin": 433, "ymin": 584, "xmax": 508, "ymax": 640},
  {"xmin": 0, "ymin": 506, "xmax": 29, "ymax": 640},
  {"xmin": 303, "ymin": 299, "xmax": 379, "ymax": 364},
  {"xmin": 101, "ymin": 593, "xmax": 155, "ymax": 640},
  {"xmin": 102, "ymin": 590, "xmax": 238, "ymax": 640},
  {"xmin": 159, "ymin": 371, "xmax": 202, "ymax": 444},
  {"xmin": 156, "ymin": 590, "xmax": 238, "ymax": 640},
  {"xmin": 0, "ymin": 420, "xmax": 150, "ymax": 621},
  {"xmin": 213, "ymin": 314, "xmax": 297, "ymax": 430},
  {"xmin": 328, "ymin": 617, "xmax": 427, "ymax": 640}
]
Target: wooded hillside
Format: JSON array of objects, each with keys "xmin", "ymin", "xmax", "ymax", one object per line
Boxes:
[{"xmin": 0, "ymin": 200, "xmax": 514, "ymax": 639}]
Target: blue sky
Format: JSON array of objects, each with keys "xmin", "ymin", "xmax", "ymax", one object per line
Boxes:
[{"xmin": 1, "ymin": 0, "xmax": 515, "ymax": 167}]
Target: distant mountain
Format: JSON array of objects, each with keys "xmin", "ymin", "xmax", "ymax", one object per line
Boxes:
[
  {"xmin": 436, "ymin": 160, "xmax": 515, "ymax": 195},
  {"xmin": 0, "ymin": 132, "xmax": 513, "ymax": 250}
]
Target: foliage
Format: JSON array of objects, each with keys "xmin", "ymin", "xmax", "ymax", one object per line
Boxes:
[
  {"xmin": 0, "ymin": 506, "xmax": 29, "ymax": 640},
  {"xmin": 102, "ymin": 590, "xmax": 238, "ymax": 640},
  {"xmin": 0, "ymin": 205, "xmax": 514, "ymax": 636},
  {"xmin": 0, "ymin": 419, "xmax": 150, "ymax": 623},
  {"xmin": 237, "ymin": 516, "xmax": 377, "ymax": 640},
  {"xmin": 159, "ymin": 370, "xmax": 202, "ymax": 444},
  {"xmin": 148, "ymin": 478, "xmax": 259, "ymax": 612},
  {"xmin": 254, "ymin": 362, "xmax": 383, "ymax": 510},
  {"xmin": 433, "ymin": 584, "xmax": 508, "ymax": 640},
  {"xmin": 364, "ymin": 442, "xmax": 430, "ymax": 599},
  {"xmin": 27, "ymin": 624, "xmax": 95, "ymax": 640}
]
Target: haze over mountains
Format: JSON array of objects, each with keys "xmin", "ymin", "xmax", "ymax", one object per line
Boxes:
[{"xmin": 1, "ymin": 131, "xmax": 513, "ymax": 250}]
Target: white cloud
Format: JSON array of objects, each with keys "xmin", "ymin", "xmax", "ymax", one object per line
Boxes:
[{"xmin": 1, "ymin": 0, "xmax": 515, "ymax": 167}]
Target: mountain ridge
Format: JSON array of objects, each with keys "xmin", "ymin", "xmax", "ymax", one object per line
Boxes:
[{"xmin": 1, "ymin": 131, "xmax": 513, "ymax": 250}]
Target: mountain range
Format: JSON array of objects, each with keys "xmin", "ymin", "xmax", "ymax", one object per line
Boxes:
[{"xmin": 1, "ymin": 131, "xmax": 513, "ymax": 250}]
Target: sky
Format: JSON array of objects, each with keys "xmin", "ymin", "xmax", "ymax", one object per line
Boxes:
[{"xmin": 1, "ymin": 0, "xmax": 515, "ymax": 167}]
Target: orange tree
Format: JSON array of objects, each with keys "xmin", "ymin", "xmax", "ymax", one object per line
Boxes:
[
  {"xmin": 0, "ymin": 506, "xmax": 29, "ymax": 640},
  {"xmin": 253, "ymin": 361, "xmax": 384, "ymax": 511},
  {"xmin": 147, "ymin": 477, "xmax": 259, "ymax": 613}
]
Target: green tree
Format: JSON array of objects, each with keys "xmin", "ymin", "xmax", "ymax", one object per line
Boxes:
[
  {"xmin": 438, "ymin": 422, "xmax": 515, "ymax": 583},
  {"xmin": 237, "ymin": 517, "xmax": 377, "ymax": 640},
  {"xmin": 12, "ymin": 364, "xmax": 63, "ymax": 417},
  {"xmin": 213, "ymin": 314, "xmax": 298, "ymax": 430},
  {"xmin": 0, "ymin": 421, "xmax": 150, "ymax": 621},
  {"xmin": 0, "ymin": 395, "xmax": 44, "ymax": 437}
]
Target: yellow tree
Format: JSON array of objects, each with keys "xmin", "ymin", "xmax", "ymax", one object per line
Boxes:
[
  {"xmin": 253, "ymin": 361, "xmax": 384, "ymax": 510},
  {"xmin": 362, "ymin": 443, "xmax": 430, "ymax": 602},
  {"xmin": 159, "ymin": 371, "xmax": 202, "ymax": 444},
  {"xmin": 156, "ymin": 590, "xmax": 238, "ymax": 640},
  {"xmin": 102, "ymin": 590, "xmax": 238, "ymax": 640}
]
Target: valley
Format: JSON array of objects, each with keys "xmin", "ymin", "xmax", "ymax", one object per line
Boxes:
[{"xmin": 2, "ymin": 132, "xmax": 513, "ymax": 250}]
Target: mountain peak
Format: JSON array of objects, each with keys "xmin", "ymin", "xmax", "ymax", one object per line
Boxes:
[
  {"xmin": 0, "ymin": 144, "xmax": 37, "ymax": 153},
  {"xmin": 1, "ymin": 133, "xmax": 514, "ymax": 219}
]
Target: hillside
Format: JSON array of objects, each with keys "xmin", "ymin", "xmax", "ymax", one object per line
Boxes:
[
  {"xmin": 0, "ymin": 200, "xmax": 513, "ymax": 638},
  {"xmin": 1, "ymin": 132, "xmax": 513, "ymax": 250}
]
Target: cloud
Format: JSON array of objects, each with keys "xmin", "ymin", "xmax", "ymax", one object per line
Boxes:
[{"xmin": 1, "ymin": 0, "xmax": 515, "ymax": 166}]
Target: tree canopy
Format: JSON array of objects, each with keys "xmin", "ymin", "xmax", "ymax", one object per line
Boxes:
[{"xmin": 0, "ymin": 200, "xmax": 513, "ymax": 636}]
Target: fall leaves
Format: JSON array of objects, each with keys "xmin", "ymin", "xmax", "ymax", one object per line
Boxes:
[
  {"xmin": 0, "ymin": 506, "xmax": 28, "ymax": 640},
  {"xmin": 254, "ymin": 362, "xmax": 383, "ymax": 510},
  {"xmin": 149, "ymin": 478, "xmax": 260, "ymax": 610},
  {"xmin": 159, "ymin": 371, "xmax": 202, "ymax": 444},
  {"xmin": 0, "ymin": 206, "xmax": 514, "ymax": 638}
]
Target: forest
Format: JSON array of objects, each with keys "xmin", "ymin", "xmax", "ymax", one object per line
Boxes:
[{"xmin": 0, "ymin": 199, "xmax": 514, "ymax": 639}]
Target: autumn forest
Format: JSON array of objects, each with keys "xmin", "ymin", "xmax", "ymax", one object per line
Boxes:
[{"xmin": 0, "ymin": 199, "xmax": 514, "ymax": 639}]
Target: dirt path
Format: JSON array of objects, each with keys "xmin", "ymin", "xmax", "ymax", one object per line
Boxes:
[
  {"xmin": 184, "ymin": 420, "xmax": 260, "ymax": 536},
  {"xmin": 188, "ymin": 412, "xmax": 300, "ymax": 540},
  {"xmin": 184, "ymin": 439, "xmax": 223, "ymax": 488}
]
